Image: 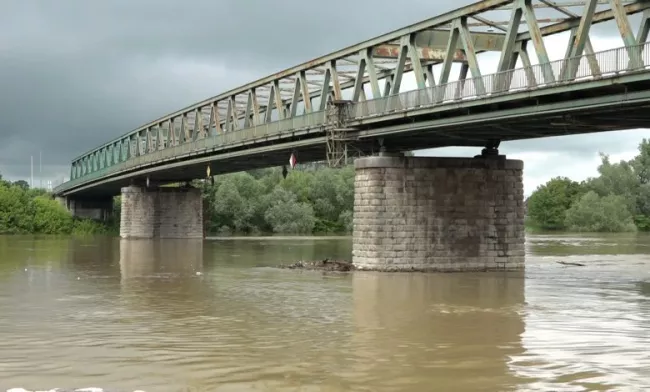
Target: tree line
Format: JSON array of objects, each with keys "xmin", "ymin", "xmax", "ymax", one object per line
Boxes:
[
  {"xmin": 5, "ymin": 137, "xmax": 650, "ymax": 236},
  {"xmin": 0, "ymin": 174, "xmax": 111, "ymax": 235},
  {"xmin": 526, "ymin": 138, "xmax": 650, "ymax": 232},
  {"xmin": 200, "ymin": 164, "xmax": 354, "ymax": 235},
  {"xmin": 1, "ymin": 163, "xmax": 355, "ymax": 236}
]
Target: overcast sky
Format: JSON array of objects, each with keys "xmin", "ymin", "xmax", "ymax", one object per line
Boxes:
[{"xmin": 0, "ymin": 0, "xmax": 648, "ymax": 195}]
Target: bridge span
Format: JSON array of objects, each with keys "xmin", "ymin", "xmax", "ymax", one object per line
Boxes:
[{"xmin": 54, "ymin": 0, "xmax": 650, "ymax": 272}]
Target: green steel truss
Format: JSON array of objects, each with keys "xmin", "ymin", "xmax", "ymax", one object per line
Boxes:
[{"xmin": 59, "ymin": 0, "xmax": 650, "ymax": 194}]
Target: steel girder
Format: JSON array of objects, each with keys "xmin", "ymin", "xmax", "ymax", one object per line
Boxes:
[{"xmin": 66, "ymin": 0, "xmax": 649, "ymax": 186}]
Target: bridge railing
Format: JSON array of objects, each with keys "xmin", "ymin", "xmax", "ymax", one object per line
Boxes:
[
  {"xmin": 56, "ymin": 110, "xmax": 326, "ymax": 192},
  {"xmin": 349, "ymin": 42, "xmax": 650, "ymax": 119}
]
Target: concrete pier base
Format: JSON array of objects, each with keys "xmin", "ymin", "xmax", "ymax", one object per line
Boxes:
[
  {"xmin": 119, "ymin": 186, "xmax": 203, "ymax": 239},
  {"xmin": 352, "ymin": 155, "xmax": 525, "ymax": 272}
]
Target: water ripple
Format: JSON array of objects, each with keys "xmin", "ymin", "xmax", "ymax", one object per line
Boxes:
[{"xmin": 0, "ymin": 235, "xmax": 649, "ymax": 391}]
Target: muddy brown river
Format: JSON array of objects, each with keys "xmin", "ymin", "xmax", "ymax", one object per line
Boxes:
[{"xmin": 0, "ymin": 234, "xmax": 648, "ymax": 391}]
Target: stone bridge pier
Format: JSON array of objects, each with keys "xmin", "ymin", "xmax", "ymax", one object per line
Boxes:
[
  {"xmin": 119, "ymin": 186, "xmax": 203, "ymax": 239},
  {"xmin": 352, "ymin": 154, "xmax": 525, "ymax": 272}
]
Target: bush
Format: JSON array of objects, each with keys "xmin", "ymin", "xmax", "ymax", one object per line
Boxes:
[
  {"xmin": 0, "ymin": 180, "xmax": 113, "ymax": 235},
  {"xmin": 32, "ymin": 196, "xmax": 74, "ymax": 234},
  {"xmin": 203, "ymin": 165, "xmax": 355, "ymax": 235},
  {"xmin": 264, "ymin": 186, "xmax": 315, "ymax": 234},
  {"xmin": 565, "ymin": 191, "xmax": 637, "ymax": 232}
]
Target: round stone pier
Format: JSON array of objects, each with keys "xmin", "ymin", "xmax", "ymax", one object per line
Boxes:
[{"xmin": 352, "ymin": 155, "xmax": 525, "ymax": 272}]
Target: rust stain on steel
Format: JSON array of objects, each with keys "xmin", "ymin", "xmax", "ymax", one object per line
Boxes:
[
  {"xmin": 414, "ymin": 29, "xmax": 505, "ymax": 51},
  {"xmin": 373, "ymin": 45, "xmax": 467, "ymax": 61}
]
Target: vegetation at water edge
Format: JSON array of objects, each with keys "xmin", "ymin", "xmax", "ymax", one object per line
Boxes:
[
  {"xmin": 0, "ymin": 174, "xmax": 115, "ymax": 235},
  {"xmin": 6, "ymin": 137, "xmax": 650, "ymax": 236},
  {"xmin": 199, "ymin": 163, "xmax": 354, "ymax": 235},
  {"xmin": 526, "ymin": 138, "xmax": 650, "ymax": 232}
]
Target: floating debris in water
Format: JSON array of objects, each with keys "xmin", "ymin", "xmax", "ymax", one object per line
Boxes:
[
  {"xmin": 556, "ymin": 260, "xmax": 586, "ymax": 267},
  {"xmin": 277, "ymin": 258, "xmax": 355, "ymax": 272}
]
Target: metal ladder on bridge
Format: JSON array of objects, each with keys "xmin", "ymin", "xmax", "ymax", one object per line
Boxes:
[{"xmin": 325, "ymin": 100, "xmax": 357, "ymax": 168}]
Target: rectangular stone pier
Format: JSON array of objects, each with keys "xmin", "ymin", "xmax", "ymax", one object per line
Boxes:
[
  {"xmin": 120, "ymin": 186, "xmax": 203, "ymax": 239},
  {"xmin": 352, "ymin": 155, "xmax": 525, "ymax": 272}
]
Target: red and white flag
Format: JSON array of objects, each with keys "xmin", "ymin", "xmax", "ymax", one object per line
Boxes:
[{"xmin": 289, "ymin": 153, "xmax": 297, "ymax": 169}]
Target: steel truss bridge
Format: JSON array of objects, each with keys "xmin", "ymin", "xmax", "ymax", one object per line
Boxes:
[{"xmin": 55, "ymin": 0, "xmax": 650, "ymax": 197}]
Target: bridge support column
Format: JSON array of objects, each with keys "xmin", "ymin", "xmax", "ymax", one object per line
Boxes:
[
  {"xmin": 352, "ymin": 155, "xmax": 525, "ymax": 272},
  {"xmin": 120, "ymin": 186, "xmax": 203, "ymax": 239}
]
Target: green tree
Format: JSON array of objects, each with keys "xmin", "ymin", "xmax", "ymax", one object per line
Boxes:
[
  {"xmin": 280, "ymin": 169, "xmax": 314, "ymax": 203},
  {"xmin": 199, "ymin": 164, "xmax": 356, "ymax": 235},
  {"xmin": 585, "ymin": 153, "xmax": 638, "ymax": 214},
  {"xmin": 565, "ymin": 191, "xmax": 637, "ymax": 232},
  {"xmin": 32, "ymin": 196, "xmax": 74, "ymax": 234},
  {"xmin": 633, "ymin": 138, "xmax": 650, "ymax": 185},
  {"xmin": 0, "ymin": 183, "xmax": 36, "ymax": 233},
  {"xmin": 0, "ymin": 173, "xmax": 114, "ymax": 235},
  {"xmin": 526, "ymin": 177, "xmax": 585, "ymax": 230},
  {"xmin": 12, "ymin": 180, "xmax": 29, "ymax": 190},
  {"xmin": 208, "ymin": 172, "xmax": 266, "ymax": 233},
  {"xmin": 264, "ymin": 186, "xmax": 315, "ymax": 234}
]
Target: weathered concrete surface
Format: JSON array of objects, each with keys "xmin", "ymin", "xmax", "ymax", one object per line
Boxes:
[
  {"xmin": 352, "ymin": 156, "xmax": 525, "ymax": 272},
  {"xmin": 120, "ymin": 186, "xmax": 203, "ymax": 239}
]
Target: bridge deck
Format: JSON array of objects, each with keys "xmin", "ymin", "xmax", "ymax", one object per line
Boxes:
[{"xmin": 55, "ymin": 0, "xmax": 650, "ymax": 197}]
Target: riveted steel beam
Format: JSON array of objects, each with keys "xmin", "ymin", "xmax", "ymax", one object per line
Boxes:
[
  {"xmin": 495, "ymin": 4, "xmax": 522, "ymax": 91},
  {"xmin": 372, "ymin": 29, "xmax": 507, "ymax": 62},
  {"xmin": 610, "ymin": 0, "xmax": 644, "ymax": 69},
  {"xmin": 407, "ymin": 34, "xmax": 427, "ymax": 91},
  {"xmin": 521, "ymin": 0, "xmax": 556, "ymax": 84},
  {"xmin": 437, "ymin": 25, "xmax": 460, "ymax": 102},
  {"xmin": 628, "ymin": 9, "xmax": 650, "ymax": 69},
  {"xmin": 516, "ymin": 1, "xmax": 650, "ymax": 41},
  {"xmin": 562, "ymin": 0, "xmax": 599, "ymax": 80},
  {"xmin": 193, "ymin": 108, "xmax": 204, "ymax": 140},
  {"xmin": 638, "ymin": 9, "xmax": 650, "ymax": 44},
  {"xmin": 318, "ymin": 64, "xmax": 333, "ymax": 111},
  {"xmin": 455, "ymin": 63, "xmax": 470, "ymax": 99},
  {"xmin": 299, "ymin": 71, "xmax": 311, "ymax": 114},
  {"xmin": 390, "ymin": 37, "xmax": 409, "ymax": 95},
  {"xmin": 351, "ymin": 55, "xmax": 367, "ymax": 102},
  {"xmin": 362, "ymin": 48, "xmax": 382, "ymax": 99},
  {"xmin": 457, "ymin": 17, "xmax": 486, "ymax": 95}
]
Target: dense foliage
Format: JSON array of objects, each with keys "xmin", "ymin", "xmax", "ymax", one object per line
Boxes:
[
  {"xmin": 526, "ymin": 139, "xmax": 650, "ymax": 232},
  {"xmin": 0, "ymin": 164, "xmax": 354, "ymax": 236},
  {"xmin": 0, "ymin": 174, "xmax": 111, "ymax": 235},
  {"xmin": 201, "ymin": 164, "xmax": 355, "ymax": 235}
]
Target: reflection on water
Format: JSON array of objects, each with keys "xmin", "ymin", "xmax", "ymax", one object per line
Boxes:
[
  {"xmin": 119, "ymin": 238, "xmax": 203, "ymax": 280},
  {"xmin": 351, "ymin": 272, "xmax": 526, "ymax": 391},
  {"xmin": 0, "ymin": 234, "xmax": 648, "ymax": 391}
]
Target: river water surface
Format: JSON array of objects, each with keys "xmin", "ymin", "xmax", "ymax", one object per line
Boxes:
[{"xmin": 0, "ymin": 234, "xmax": 649, "ymax": 391}]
